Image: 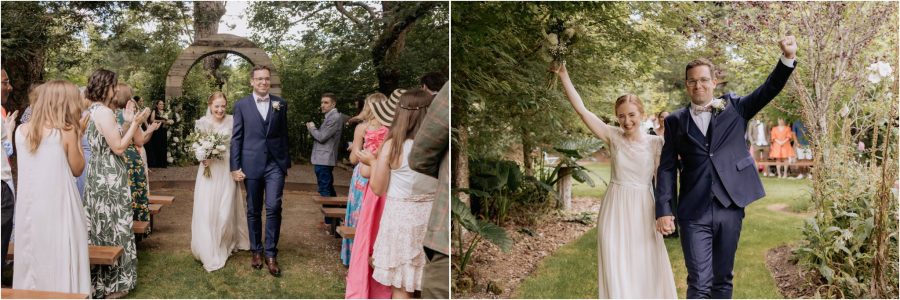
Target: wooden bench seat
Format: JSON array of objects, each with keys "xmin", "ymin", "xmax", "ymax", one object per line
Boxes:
[
  {"xmin": 757, "ymin": 161, "xmax": 815, "ymax": 167},
  {"xmin": 7, "ymin": 243, "xmax": 123, "ymax": 266},
  {"xmin": 320, "ymin": 207, "xmax": 346, "ymax": 218},
  {"xmin": 148, "ymin": 194, "xmax": 175, "ymax": 205},
  {"xmin": 320, "ymin": 207, "xmax": 345, "ymax": 236},
  {"xmin": 2, "ymin": 288, "xmax": 88, "ymax": 299},
  {"xmin": 149, "ymin": 203, "xmax": 163, "ymax": 215},
  {"xmin": 133, "ymin": 221, "xmax": 150, "ymax": 234},
  {"xmin": 337, "ymin": 226, "xmax": 355, "ymax": 239},
  {"xmin": 313, "ymin": 195, "xmax": 348, "ymax": 207}
]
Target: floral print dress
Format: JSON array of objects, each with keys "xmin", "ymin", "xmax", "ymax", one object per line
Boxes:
[
  {"xmin": 117, "ymin": 110, "xmax": 151, "ymax": 235},
  {"xmin": 83, "ymin": 103, "xmax": 137, "ymax": 297},
  {"xmin": 341, "ymin": 125, "xmax": 389, "ymax": 266}
]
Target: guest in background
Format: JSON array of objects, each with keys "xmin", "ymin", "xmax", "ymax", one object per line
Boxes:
[
  {"xmin": 18, "ymin": 81, "xmax": 45, "ymax": 124},
  {"xmin": 146, "ymin": 99, "xmax": 172, "ymax": 168},
  {"xmin": 113, "ymin": 84, "xmax": 160, "ymax": 235},
  {"xmin": 345, "ymin": 88, "xmax": 402, "ymax": 299},
  {"xmin": 769, "ymin": 118, "xmax": 796, "ymax": 178},
  {"xmin": 792, "ymin": 119, "xmax": 812, "ymax": 179},
  {"xmin": 365, "ymin": 88, "xmax": 439, "ymax": 298},
  {"xmin": 82, "ymin": 69, "xmax": 149, "ymax": 299},
  {"xmin": 12, "ymin": 80, "xmax": 91, "ymax": 295},
  {"xmin": 1, "ymin": 68, "xmax": 17, "ymax": 271},
  {"xmin": 650, "ymin": 111, "xmax": 670, "ymax": 136},
  {"xmin": 75, "ymin": 87, "xmax": 92, "ymax": 195},
  {"xmin": 419, "ymin": 71, "xmax": 447, "ymax": 96},
  {"xmin": 341, "ymin": 92, "xmax": 390, "ymax": 266},
  {"xmin": 408, "ymin": 83, "xmax": 450, "ymax": 298},
  {"xmin": 307, "ymin": 93, "xmax": 344, "ymax": 199}
]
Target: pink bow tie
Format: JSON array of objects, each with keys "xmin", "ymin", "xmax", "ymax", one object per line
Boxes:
[
  {"xmin": 692, "ymin": 105, "xmax": 712, "ymax": 115},
  {"xmin": 256, "ymin": 97, "xmax": 269, "ymax": 103}
]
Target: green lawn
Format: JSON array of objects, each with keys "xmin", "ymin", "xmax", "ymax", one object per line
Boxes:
[
  {"xmin": 127, "ymin": 250, "xmax": 345, "ymax": 298},
  {"xmin": 517, "ymin": 162, "xmax": 811, "ymax": 298}
]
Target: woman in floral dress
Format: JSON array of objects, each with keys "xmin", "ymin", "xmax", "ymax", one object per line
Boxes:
[
  {"xmin": 341, "ymin": 92, "xmax": 390, "ymax": 266},
  {"xmin": 82, "ymin": 70, "xmax": 150, "ymax": 299},
  {"xmin": 112, "ymin": 84, "xmax": 160, "ymax": 234}
]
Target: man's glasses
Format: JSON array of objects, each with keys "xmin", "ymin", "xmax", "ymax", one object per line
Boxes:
[{"xmin": 686, "ymin": 78, "xmax": 712, "ymax": 87}]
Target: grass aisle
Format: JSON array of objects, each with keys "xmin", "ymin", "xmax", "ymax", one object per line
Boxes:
[
  {"xmin": 516, "ymin": 162, "xmax": 811, "ymax": 298},
  {"xmin": 129, "ymin": 250, "xmax": 345, "ymax": 298}
]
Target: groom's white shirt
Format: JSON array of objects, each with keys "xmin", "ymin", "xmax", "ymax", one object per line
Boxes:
[
  {"xmin": 690, "ymin": 56, "xmax": 795, "ymax": 136},
  {"xmin": 253, "ymin": 93, "xmax": 271, "ymax": 121}
]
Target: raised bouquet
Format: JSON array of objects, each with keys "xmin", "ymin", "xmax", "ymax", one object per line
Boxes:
[
  {"xmin": 188, "ymin": 130, "xmax": 230, "ymax": 177},
  {"xmin": 544, "ymin": 19, "xmax": 584, "ymax": 88}
]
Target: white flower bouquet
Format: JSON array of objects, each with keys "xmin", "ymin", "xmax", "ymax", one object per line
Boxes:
[
  {"xmin": 188, "ymin": 130, "xmax": 230, "ymax": 178},
  {"xmin": 544, "ymin": 19, "xmax": 584, "ymax": 88}
]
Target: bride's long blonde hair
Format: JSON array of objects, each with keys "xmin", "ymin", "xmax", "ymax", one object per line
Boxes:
[{"xmin": 25, "ymin": 80, "xmax": 83, "ymax": 153}]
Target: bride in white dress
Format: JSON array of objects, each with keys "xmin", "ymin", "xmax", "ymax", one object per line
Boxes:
[
  {"xmin": 553, "ymin": 63, "xmax": 677, "ymax": 298},
  {"xmin": 191, "ymin": 92, "xmax": 250, "ymax": 272}
]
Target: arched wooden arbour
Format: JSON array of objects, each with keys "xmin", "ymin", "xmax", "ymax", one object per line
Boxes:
[{"xmin": 165, "ymin": 33, "xmax": 281, "ymax": 99}]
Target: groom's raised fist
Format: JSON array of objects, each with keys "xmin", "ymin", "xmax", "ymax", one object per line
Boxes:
[{"xmin": 779, "ymin": 35, "xmax": 797, "ymax": 59}]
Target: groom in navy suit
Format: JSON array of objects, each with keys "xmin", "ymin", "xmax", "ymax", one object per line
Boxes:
[
  {"xmin": 655, "ymin": 36, "xmax": 798, "ymax": 298},
  {"xmin": 230, "ymin": 65, "xmax": 291, "ymax": 277}
]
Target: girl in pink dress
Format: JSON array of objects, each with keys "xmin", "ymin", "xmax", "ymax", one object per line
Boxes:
[{"xmin": 345, "ymin": 89, "xmax": 402, "ymax": 299}]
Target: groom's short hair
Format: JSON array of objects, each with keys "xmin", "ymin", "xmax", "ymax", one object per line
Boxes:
[
  {"xmin": 250, "ymin": 65, "xmax": 272, "ymax": 78},
  {"xmin": 685, "ymin": 58, "xmax": 717, "ymax": 80}
]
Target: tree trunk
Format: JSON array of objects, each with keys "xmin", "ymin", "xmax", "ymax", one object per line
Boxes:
[
  {"xmin": 557, "ymin": 167, "xmax": 573, "ymax": 210},
  {"xmin": 522, "ymin": 127, "xmax": 534, "ymax": 176},
  {"xmin": 453, "ymin": 124, "xmax": 471, "ymax": 205},
  {"xmin": 371, "ymin": 2, "xmax": 439, "ymax": 94},
  {"xmin": 193, "ymin": 1, "xmax": 227, "ymax": 89}
]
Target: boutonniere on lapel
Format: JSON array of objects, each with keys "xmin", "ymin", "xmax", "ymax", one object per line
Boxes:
[
  {"xmin": 710, "ymin": 98, "xmax": 727, "ymax": 114},
  {"xmin": 272, "ymin": 101, "xmax": 282, "ymax": 111}
]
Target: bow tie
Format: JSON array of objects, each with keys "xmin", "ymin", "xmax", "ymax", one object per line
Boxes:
[
  {"xmin": 256, "ymin": 96, "xmax": 269, "ymax": 103},
  {"xmin": 692, "ymin": 105, "xmax": 712, "ymax": 115}
]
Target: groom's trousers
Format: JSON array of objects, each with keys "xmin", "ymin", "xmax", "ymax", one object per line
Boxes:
[
  {"xmin": 679, "ymin": 198, "xmax": 744, "ymax": 299},
  {"xmin": 245, "ymin": 159, "xmax": 285, "ymax": 258}
]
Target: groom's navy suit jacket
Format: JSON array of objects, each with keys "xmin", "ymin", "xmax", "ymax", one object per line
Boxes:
[
  {"xmin": 655, "ymin": 60, "xmax": 795, "ymax": 220},
  {"xmin": 230, "ymin": 94, "xmax": 291, "ymax": 179}
]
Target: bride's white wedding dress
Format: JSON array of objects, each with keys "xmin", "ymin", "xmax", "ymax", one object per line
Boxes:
[
  {"xmin": 596, "ymin": 125, "xmax": 677, "ymax": 298},
  {"xmin": 190, "ymin": 115, "xmax": 250, "ymax": 272}
]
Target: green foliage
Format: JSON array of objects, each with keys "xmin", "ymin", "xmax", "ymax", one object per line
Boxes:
[
  {"xmin": 550, "ymin": 137, "xmax": 605, "ymax": 188},
  {"xmin": 451, "ymin": 194, "xmax": 512, "ymax": 277},
  {"xmin": 165, "ymin": 96, "xmax": 204, "ymax": 166},
  {"xmin": 794, "ymin": 147, "xmax": 899, "ymax": 298},
  {"xmin": 453, "ymin": 2, "xmax": 696, "ymax": 162},
  {"xmin": 468, "ymin": 159, "xmax": 524, "ymax": 226},
  {"xmin": 246, "ymin": 1, "xmax": 448, "ymax": 160}
]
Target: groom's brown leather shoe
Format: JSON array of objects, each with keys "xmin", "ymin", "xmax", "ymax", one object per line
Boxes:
[
  {"xmin": 251, "ymin": 252, "xmax": 263, "ymax": 270},
  {"xmin": 266, "ymin": 257, "xmax": 281, "ymax": 277}
]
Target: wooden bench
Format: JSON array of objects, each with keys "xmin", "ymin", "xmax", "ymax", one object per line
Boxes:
[
  {"xmin": 320, "ymin": 207, "xmax": 345, "ymax": 236},
  {"xmin": 7, "ymin": 243, "xmax": 123, "ymax": 266},
  {"xmin": 321, "ymin": 207, "xmax": 345, "ymax": 219},
  {"xmin": 148, "ymin": 195, "xmax": 175, "ymax": 205},
  {"xmin": 757, "ymin": 161, "xmax": 815, "ymax": 168},
  {"xmin": 337, "ymin": 226, "xmax": 355, "ymax": 239},
  {"xmin": 313, "ymin": 195, "xmax": 348, "ymax": 207},
  {"xmin": 2, "ymin": 288, "xmax": 88, "ymax": 299},
  {"xmin": 149, "ymin": 204, "xmax": 163, "ymax": 215},
  {"xmin": 133, "ymin": 221, "xmax": 150, "ymax": 234}
]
